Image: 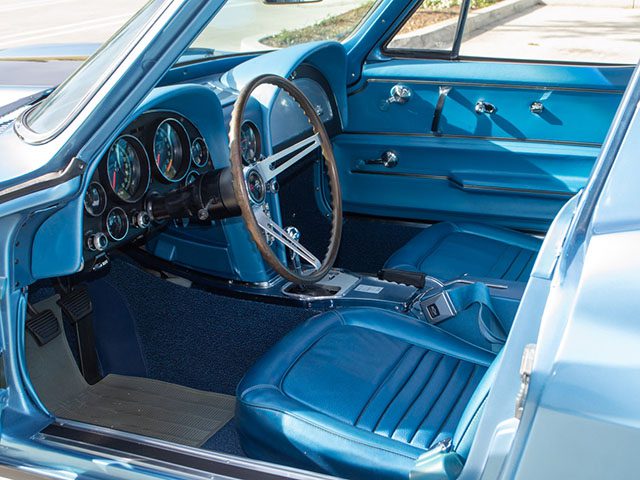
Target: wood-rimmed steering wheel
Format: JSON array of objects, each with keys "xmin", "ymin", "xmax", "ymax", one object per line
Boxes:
[{"xmin": 229, "ymin": 74, "xmax": 342, "ymax": 285}]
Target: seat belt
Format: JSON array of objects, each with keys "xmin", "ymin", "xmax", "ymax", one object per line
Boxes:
[
  {"xmin": 420, "ymin": 282, "xmax": 507, "ymax": 351},
  {"xmin": 57, "ymin": 285, "xmax": 102, "ymax": 385}
]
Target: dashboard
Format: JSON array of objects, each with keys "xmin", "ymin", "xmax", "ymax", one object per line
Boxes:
[
  {"xmin": 83, "ymin": 110, "xmax": 215, "ymax": 266},
  {"xmin": 78, "ymin": 42, "xmax": 346, "ymax": 280}
]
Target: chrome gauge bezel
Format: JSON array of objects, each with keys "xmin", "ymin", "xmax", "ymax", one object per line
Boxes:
[
  {"xmin": 104, "ymin": 134, "xmax": 151, "ymax": 204},
  {"xmin": 191, "ymin": 137, "xmax": 209, "ymax": 168},
  {"xmin": 105, "ymin": 206, "xmax": 130, "ymax": 241},
  {"xmin": 240, "ymin": 120, "xmax": 261, "ymax": 166},
  {"xmin": 84, "ymin": 181, "xmax": 108, "ymax": 217},
  {"xmin": 153, "ymin": 118, "xmax": 191, "ymax": 183}
]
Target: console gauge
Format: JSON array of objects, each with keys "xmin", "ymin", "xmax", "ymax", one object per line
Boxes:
[
  {"xmin": 84, "ymin": 182, "xmax": 107, "ymax": 217},
  {"xmin": 240, "ymin": 121, "xmax": 261, "ymax": 165},
  {"xmin": 191, "ymin": 137, "xmax": 208, "ymax": 167},
  {"xmin": 105, "ymin": 207, "xmax": 129, "ymax": 241}
]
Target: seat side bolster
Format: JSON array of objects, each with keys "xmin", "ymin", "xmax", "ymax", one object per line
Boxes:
[{"xmin": 452, "ymin": 350, "xmax": 504, "ymax": 459}]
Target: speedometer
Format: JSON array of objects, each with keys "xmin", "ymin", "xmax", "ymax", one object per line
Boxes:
[
  {"xmin": 106, "ymin": 136, "xmax": 149, "ymax": 203},
  {"xmin": 153, "ymin": 119, "xmax": 191, "ymax": 182},
  {"xmin": 240, "ymin": 121, "xmax": 261, "ymax": 165}
]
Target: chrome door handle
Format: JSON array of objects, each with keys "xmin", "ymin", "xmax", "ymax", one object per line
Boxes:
[
  {"xmin": 365, "ymin": 151, "xmax": 398, "ymax": 168},
  {"xmin": 475, "ymin": 100, "xmax": 497, "ymax": 115}
]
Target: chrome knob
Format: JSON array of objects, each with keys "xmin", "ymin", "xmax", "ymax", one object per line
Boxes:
[
  {"xmin": 133, "ymin": 210, "xmax": 151, "ymax": 228},
  {"xmin": 285, "ymin": 226, "xmax": 302, "ymax": 274},
  {"xmin": 388, "ymin": 84, "xmax": 412, "ymax": 104},
  {"xmin": 364, "ymin": 150, "xmax": 398, "ymax": 168},
  {"xmin": 475, "ymin": 100, "xmax": 497, "ymax": 115},
  {"xmin": 87, "ymin": 232, "xmax": 108, "ymax": 252},
  {"xmin": 530, "ymin": 101, "xmax": 544, "ymax": 114}
]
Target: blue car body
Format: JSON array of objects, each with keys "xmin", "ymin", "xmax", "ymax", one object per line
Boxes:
[{"xmin": 0, "ymin": 0, "xmax": 639, "ymax": 478}]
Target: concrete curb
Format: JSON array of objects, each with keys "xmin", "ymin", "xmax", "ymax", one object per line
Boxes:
[{"xmin": 389, "ymin": 0, "xmax": 540, "ymax": 50}]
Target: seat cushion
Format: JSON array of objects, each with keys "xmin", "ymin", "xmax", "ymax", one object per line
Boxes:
[
  {"xmin": 384, "ymin": 222, "xmax": 542, "ymax": 282},
  {"xmin": 236, "ymin": 308, "xmax": 496, "ymax": 480}
]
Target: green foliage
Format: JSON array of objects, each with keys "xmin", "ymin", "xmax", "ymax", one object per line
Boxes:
[{"xmin": 421, "ymin": 0, "xmax": 498, "ymax": 9}]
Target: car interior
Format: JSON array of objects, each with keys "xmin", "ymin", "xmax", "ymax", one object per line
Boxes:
[{"xmin": 20, "ymin": 6, "xmax": 635, "ymax": 480}]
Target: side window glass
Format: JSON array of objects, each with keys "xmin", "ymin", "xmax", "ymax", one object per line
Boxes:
[
  {"xmin": 386, "ymin": 1, "xmax": 465, "ymax": 52},
  {"xmin": 459, "ymin": 2, "xmax": 640, "ymax": 64}
]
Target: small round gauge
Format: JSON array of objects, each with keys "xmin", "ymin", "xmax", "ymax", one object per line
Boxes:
[
  {"xmin": 84, "ymin": 182, "xmax": 107, "ymax": 217},
  {"xmin": 240, "ymin": 121, "xmax": 261, "ymax": 165},
  {"xmin": 191, "ymin": 137, "xmax": 209, "ymax": 168},
  {"xmin": 105, "ymin": 135, "xmax": 149, "ymax": 203},
  {"xmin": 185, "ymin": 171, "xmax": 200, "ymax": 186},
  {"xmin": 105, "ymin": 207, "xmax": 129, "ymax": 241},
  {"xmin": 153, "ymin": 119, "xmax": 190, "ymax": 182}
]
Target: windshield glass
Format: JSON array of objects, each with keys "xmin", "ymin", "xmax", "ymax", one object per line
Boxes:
[
  {"xmin": 21, "ymin": 0, "xmax": 167, "ymax": 139},
  {"xmin": 191, "ymin": 0, "xmax": 375, "ymax": 56}
]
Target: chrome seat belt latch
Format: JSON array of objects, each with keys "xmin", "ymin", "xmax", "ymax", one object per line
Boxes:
[{"xmin": 420, "ymin": 290, "xmax": 457, "ymax": 325}]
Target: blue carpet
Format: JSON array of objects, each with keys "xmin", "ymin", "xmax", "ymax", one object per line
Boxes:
[
  {"xmin": 202, "ymin": 419, "xmax": 244, "ymax": 456},
  {"xmin": 88, "ymin": 257, "xmax": 318, "ymax": 396}
]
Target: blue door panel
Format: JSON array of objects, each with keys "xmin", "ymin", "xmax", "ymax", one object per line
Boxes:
[
  {"xmin": 333, "ymin": 134, "xmax": 597, "ymax": 231},
  {"xmin": 337, "ymin": 60, "xmax": 632, "ymax": 230}
]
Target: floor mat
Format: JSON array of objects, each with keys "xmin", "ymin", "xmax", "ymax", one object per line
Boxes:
[{"xmin": 26, "ymin": 296, "xmax": 234, "ymax": 448}]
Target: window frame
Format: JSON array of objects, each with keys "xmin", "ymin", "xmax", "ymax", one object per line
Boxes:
[{"xmin": 380, "ymin": 0, "xmax": 637, "ymax": 68}]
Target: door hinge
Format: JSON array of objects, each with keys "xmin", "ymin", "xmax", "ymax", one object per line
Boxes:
[{"xmin": 515, "ymin": 343, "xmax": 537, "ymax": 419}]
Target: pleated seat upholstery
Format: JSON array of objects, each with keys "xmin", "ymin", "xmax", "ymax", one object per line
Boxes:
[
  {"xmin": 385, "ymin": 222, "xmax": 542, "ymax": 282},
  {"xmin": 236, "ymin": 307, "xmax": 498, "ymax": 480}
]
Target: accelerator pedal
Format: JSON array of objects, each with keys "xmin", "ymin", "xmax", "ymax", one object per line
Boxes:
[{"xmin": 57, "ymin": 285, "xmax": 101, "ymax": 385}]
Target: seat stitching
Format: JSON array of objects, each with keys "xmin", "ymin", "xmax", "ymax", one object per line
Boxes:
[
  {"xmin": 354, "ymin": 345, "xmax": 412, "ymax": 428},
  {"xmin": 424, "ymin": 363, "xmax": 480, "ymax": 449},
  {"xmin": 385, "ymin": 352, "xmax": 443, "ymax": 439},
  {"xmin": 408, "ymin": 359, "xmax": 463, "ymax": 444},
  {"xmin": 513, "ymin": 251, "xmax": 536, "ymax": 281},
  {"xmin": 238, "ymin": 398, "xmax": 423, "ymax": 460},
  {"xmin": 372, "ymin": 349, "xmax": 430, "ymax": 435},
  {"xmin": 415, "ymin": 235, "xmax": 450, "ymax": 272}
]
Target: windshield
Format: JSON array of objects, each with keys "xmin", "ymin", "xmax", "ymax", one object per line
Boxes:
[
  {"xmin": 19, "ymin": 0, "xmax": 168, "ymax": 140},
  {"xmin": 191, "ymin": 0, "xmax": 375, "ymax": 56}
]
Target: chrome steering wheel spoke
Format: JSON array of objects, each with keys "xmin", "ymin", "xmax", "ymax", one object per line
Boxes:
[
  {"xmin": 253, "ymin": 206, "xmax": 321, "ymax": 270},
  {"xmin": 247, "ymin": 133, "xmax": 321, "ymax": 183}
]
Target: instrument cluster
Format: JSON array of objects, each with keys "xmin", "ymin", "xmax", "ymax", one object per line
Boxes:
[{"xmin": 83, "ymin": 110, "xmax": 213, "ymax": 268}]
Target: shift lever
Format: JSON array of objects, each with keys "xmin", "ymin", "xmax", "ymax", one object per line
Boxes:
[{"xmin": 285, "ymin": 226, "xmax": 303, "ymax": 275}]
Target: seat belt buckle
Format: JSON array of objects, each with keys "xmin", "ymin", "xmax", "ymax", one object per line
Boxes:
[{"xmin": 420, "ymin": 290, "xmax": 457, "ymax": 325}]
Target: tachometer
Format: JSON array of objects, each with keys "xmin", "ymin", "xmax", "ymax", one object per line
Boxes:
[
  {"xmin": 154, "ymin": 119, "xmax": 190, "ymax": 181},
  {"xmin": 240, "ymin": 121, "xmax": 261, "ymax": 165},
  {"xmin": 106, "ymin": 135, "xmax": 149, "ymax": 202},
  {"xmin": 105, "ymin": 207, "xmax": 129, "ymax": 241}
]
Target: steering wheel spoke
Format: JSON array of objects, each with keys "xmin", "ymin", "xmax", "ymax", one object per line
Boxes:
[
  {"xmin": 253, "ymin": 207, "xmax": 321, "ymax": 270},
  {"xmin": 229, "ymin": 74, "xmax": 342, "ymax": 284},
  {"xmin": 249, "ymin": 133, "xmax": 321, "ymax": 183}
]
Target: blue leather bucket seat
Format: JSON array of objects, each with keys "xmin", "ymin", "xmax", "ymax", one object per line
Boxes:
[
  {"xmin": 385, "ymin": 222, "xmax": 542, "ymax": 282},
  {"xmin": 236, "ymin": 307, "xmax": 499, "ymax": 480}
]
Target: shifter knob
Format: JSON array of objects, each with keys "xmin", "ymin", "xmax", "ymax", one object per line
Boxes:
[{"xmin": 285, "ymin": 226, "xmax": 302, "ymax": 274}]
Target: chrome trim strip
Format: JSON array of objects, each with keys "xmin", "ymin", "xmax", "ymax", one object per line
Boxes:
[
  {"xmin": 351, "ymin": 170, "xmax": 448, "ymax": 181},
  {"xmin": 350, "ymin": 169, "xmax": 576, "ymax": 197},
  {"xmin": 39, "ymin": 419, "xmax": 336, "ymax": 480},
  {"xmin": 364, "ymin": 78, "xmax": 626, "ymax": 94},
  {"xmin": 0, "ymin": 157, "xmax": 85, "ymax": 203},
  {"xmin": 343, "ymin": 131, "xmax": 602, "ymax": 148}
]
